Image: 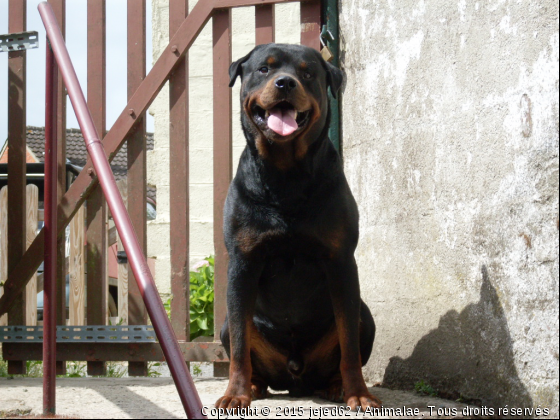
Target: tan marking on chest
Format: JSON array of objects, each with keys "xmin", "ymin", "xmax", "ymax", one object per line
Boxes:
[{"xmin": 236, "ymin": 226, "xmax": 284, "ymax": 255}]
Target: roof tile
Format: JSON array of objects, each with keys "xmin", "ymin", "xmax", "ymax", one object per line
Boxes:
[{"xmin": 26, "ymin": 126, "xmax": 156, "ymax": 201}]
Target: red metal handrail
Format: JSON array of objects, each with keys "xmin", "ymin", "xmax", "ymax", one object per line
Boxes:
[{"xmin": 38, "ymin": 2, "xmax": 205, "ymax": 418}]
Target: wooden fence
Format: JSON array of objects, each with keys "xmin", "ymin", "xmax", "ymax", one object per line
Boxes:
[
  {"xmin": 0, "ymin": 179, "xmax": 148, "ymax": 325},
  {"xmin": 0, "ymin": 0, "xmax": 328, "ymax": 377}
]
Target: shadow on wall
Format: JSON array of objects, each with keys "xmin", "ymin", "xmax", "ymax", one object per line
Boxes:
[{"xmin": 383, "ymin": 265, "xmax": 533, "ymax": 409}]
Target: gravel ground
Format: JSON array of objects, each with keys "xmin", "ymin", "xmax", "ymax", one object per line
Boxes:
[{"xmin": 0, "ymin": 376, "xmax": 485, "ymax": 419}]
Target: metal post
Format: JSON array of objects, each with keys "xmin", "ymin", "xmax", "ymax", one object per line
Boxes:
[
  {"xmin": 38, "ymin": 3, "xmax": 206, "ymax": 418},
  {"xmin": 43, "ymin": 39, "xmax": 58, "ymax": 416}
]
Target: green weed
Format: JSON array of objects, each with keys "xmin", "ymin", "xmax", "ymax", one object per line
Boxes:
[
  {"xmin": 147, "ymin": 362, "xmax": 162, "ymax": 377},
  {"xmin": 0, "ymin": 354, "xmax": 43, "ymax": 378},
  {"xmin": 64, "ymin": 361, "xmax": 87, "ymax": 378},
  {"xmin": 104, "ymin": 362, "xmax": 126, "ymax": 378},
  {"xmin": 192, "ymin": 363, "xmax": 202, "ymax": 377},
  {"xmin": 189, "ymin": 256, "xmax": 215, "ymax": 341},
  {"xmin": 0, "ymin": 353, "xmax": 8, "ymax": 378},
  {"xmin": 414, "ymin": 380, "xmax": 439, "ymax": 397},
  {"xmin": 164, "ymin": 297, "xmax": 171, "ymax": 319},
  {"xmin": 163, "ymin": 256, "xmax": 215, "ymax": 341},
  {"xmin": 24, "ymin": 360, "xmax": 43, "ymax": 378}
]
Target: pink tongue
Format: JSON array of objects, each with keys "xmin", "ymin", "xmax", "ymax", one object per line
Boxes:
[{"xmin": 267, "ymin": 108, "xmax": 298, "ymax": 136}]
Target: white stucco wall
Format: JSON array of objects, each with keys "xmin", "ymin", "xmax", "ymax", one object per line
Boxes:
[
  {"xmin": 149, "ymin": 0, "xmax": 558, "ymax": 413},
  {"xmin": 340, "ymin": 0, "xmax": 559, "ymax": 414},
  {"xmin": 148, "ymin": 1, "xmax": 300, "ymax": 294}
]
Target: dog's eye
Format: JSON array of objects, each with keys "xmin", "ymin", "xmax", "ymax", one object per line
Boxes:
[
  {"xmin": 258, "ymin": 67, "xmax": 269, "ymax": 74},
  {"xmin": 303, "ymin": 72, "xmax": 313, "ymax": 80}
]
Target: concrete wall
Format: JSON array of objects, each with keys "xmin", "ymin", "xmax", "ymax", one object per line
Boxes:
[
  {"xmin": 148, "ymin": 1, "xmax": 300, "ymax": 294},
  {"xmin": 340, "ymin": 0, "xmax": 559, "ymax": 414}
]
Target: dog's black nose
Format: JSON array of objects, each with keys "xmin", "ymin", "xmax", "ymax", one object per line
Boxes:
[{"xmin": 275, "ymin": 76, "xmax": 297, "ymax": 92}]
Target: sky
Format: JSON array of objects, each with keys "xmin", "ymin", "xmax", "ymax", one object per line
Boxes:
[{"xmin": 0, "ymin": 0, "xmax": 154, "ymax": 151}]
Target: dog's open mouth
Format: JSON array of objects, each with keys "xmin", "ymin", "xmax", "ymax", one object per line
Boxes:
[{"xmin": 252, "ymin": 101, "xmax": 311, "ymax": 138}]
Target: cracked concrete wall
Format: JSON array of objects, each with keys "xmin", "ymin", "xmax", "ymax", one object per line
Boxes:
[
  {"xmin": 148, "ymin": 1, "xmax": 300, "ymax": 295},
  {"xmin": 340, "ymin": 0, "xmax": 558, "ymax": 414}
]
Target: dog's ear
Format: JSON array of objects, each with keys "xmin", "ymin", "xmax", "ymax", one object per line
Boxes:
[
  {"xmin": 323, "ymin": 61, "xmax": 344, "ymax": 99},
  {"xmin": 229, "ymin": 45, "xmax": 265, "ymax": 87},
  {"xmin": 229, "ymin": 51, "xmax": 251, "ymax": 87}
]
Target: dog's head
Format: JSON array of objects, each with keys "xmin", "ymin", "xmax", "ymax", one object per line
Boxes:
[{"xmin": 229, "ymin": 43, "xmax": 343, "ymax": 166}]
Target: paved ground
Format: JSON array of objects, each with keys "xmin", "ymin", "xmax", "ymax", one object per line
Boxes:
[{"xmin": 0, "ymin": 377, "xmax": 485, "ymax": 419}]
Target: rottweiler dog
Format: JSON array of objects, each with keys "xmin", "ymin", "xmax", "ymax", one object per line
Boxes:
[{"xmin": 217, "ymin": 43, "xmax": 381, "ymax": 411}]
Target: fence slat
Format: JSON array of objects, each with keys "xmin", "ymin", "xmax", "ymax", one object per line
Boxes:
[
  {"xmin": 127, "ymin": 0, "xmax": 148, "ymax": 377},
  {"xmin": 69, "ymin": 204, "xmax": 85, "ymax": 325},
  {"xmin": 7, "ymin": 0, "xmax": 28, "ymax": 376},
  {"xmin": 117, "ymin": 180, "xmax": 128, "ymax": 325},
  {"xmin": 213, "ymin": 7, "xmax": 233, "ymax": 377},
  {"xmin": 255, "ymin": 4, "xmax": 275, "ymax": 45},
  {"xmin": 300, "ymin": 0, "xmax": 321, "ymax": 50},
  {"xmin": 48, "ymin": 0, "xmax": 68, "ymax": 377},
  {"xmin": 25, "ymin": 185, "xmax": 39, "ymax": 326},
  {"xmin": 86, "ymin": 0, "xmax": 108, "ymax": 376},
  {"xmin": 0, "ymin": 186, "xmax": 8, "ymax": 326},
  {"xmin": 169, "ymin": 0, "xmax": 190, "ymax": 343},
  {"xmin": 49, "ymin": 2, "xmax": 68, "ymax": 361}
]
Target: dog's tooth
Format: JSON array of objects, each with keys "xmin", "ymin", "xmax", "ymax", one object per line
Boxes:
[{"xmin": 265, "ymin": 110, "xmax": 270, "ymax": 118}]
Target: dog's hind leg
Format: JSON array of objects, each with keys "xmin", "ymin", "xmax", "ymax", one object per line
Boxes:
[
  {"xmin": 315, "ymin": 374, "xmax": 344, "ymax": 402},
  {"xmin": 306, "ymin": 301, "xmax": 377, "ymax": 404},
  {"xmin": 250, "ymin": 377, "xmax": 269, "ymax": 400},
  {"xmin": 359, "ymin": 300, "xmax": 375, "ymax": 366}
]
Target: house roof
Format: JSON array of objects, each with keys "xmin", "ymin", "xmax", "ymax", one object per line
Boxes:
[{"xmin": 25, "ymin": 126, "xmax": 157, "ymax": 201}]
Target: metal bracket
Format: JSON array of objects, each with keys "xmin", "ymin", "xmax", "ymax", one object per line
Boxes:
[
  {"xmin": 0, "ymin": 325, "xmax": 157, "ymax": 343},
  {"xmin": 0, "ymin": 31, "xmax": 39, "ymax": 53}
]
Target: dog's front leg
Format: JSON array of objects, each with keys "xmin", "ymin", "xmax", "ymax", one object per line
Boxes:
[
  {"xmin": 216, "ymin": 255, "xmax": 263, "ymax": 409},
  {"xmin": 326, "ymin": 255, "xmax": 382, "ymax": 411}
]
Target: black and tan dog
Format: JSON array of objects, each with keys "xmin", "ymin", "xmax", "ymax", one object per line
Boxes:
[{"xmin": 217, "ymin": 43, "xmax": 381, "ymax": 411}]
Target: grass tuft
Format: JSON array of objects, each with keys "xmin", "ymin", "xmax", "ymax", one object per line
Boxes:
[{"xmin": 414, "ymin": 380, "xmax": 439, "ymax": 397}]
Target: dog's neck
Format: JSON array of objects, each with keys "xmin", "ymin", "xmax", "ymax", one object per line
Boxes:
[{"xmin": 255, "ymin": 138, "xmax": 309, "ymax": 171}]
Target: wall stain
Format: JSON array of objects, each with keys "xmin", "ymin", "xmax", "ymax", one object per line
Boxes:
[
  {"xmin": 520, "ymin": 94, "xmax": 533, "ymax": 138},
  {"xmin": 519, "ymin": 232, "xmax": 532, "ymax": 249}
]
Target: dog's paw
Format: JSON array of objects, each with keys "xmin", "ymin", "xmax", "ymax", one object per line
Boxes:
[
  {"xmin": 316, "ymin": 380, "xmax": 344, "ymax": 403},
  {"xmin": 215, "ymin": 394, "xmax": 252, "ymax": 409},
  {"xmin": 345, "ymin": 393, "xmax": 382, "ymax": 411}
]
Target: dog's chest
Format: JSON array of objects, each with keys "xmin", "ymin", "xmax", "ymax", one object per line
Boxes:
[
  {"xmin": 255, "ymin": 253, "xmax": 333, "ymax": 327},
  {"xmin": 241, "ymin": 217, "xmax": 337, "ymax": 260}
]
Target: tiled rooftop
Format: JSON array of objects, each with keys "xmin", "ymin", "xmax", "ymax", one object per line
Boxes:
[{"xmin": 25, "ymin": 126, "xmax": 156, "ymax": 201}]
